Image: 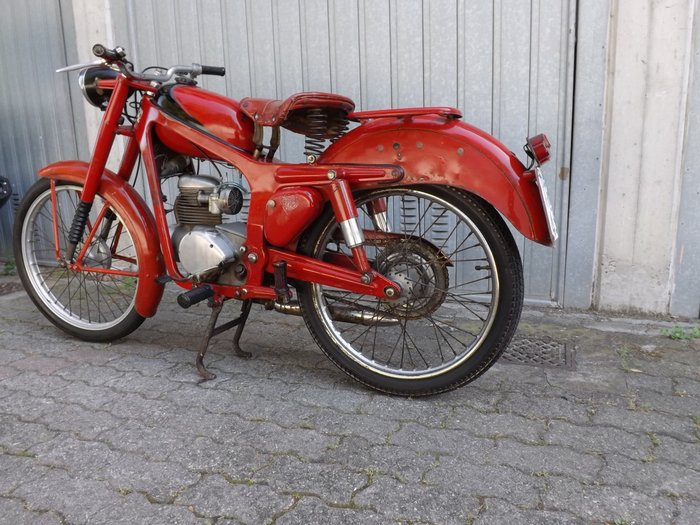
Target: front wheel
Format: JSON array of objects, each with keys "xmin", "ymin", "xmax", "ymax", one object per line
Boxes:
[
  {"xmin": 13, "ymin": 178, "xmax": 145, "ymax": 341},
  {"xmin": 297, "ymin": 186, "xmax": 524, "ymax": 396}
]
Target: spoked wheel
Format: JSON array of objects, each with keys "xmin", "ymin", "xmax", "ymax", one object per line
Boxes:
[
  {"xmin": 13, "ymin": 178, "xmax": 144, "ymax": 341},
  {"xmin": 297, "ymin": 186, "xmax": 523, "ymax": 396}
]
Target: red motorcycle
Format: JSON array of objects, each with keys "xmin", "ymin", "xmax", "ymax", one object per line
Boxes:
[{"xmin": 13, "ymin": 45, "xmax": 556, "ymax": 395}]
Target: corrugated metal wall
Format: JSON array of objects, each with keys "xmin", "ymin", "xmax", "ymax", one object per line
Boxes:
[
  {"xmin": 0, "ymin": 0, "xmax": 576, "ymax": 306},
  {"xmin": 0, "ymin": 0, "xmax": 80, "ymax": 258},
  {"xmin": 108, "ymin": 0, "xmax": 576, "ymax": 305}
]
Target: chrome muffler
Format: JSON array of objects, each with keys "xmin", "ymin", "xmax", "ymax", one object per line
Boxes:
[{"xmin": 272, "ymin": 301, "xmax": 399, "ymax": 326}]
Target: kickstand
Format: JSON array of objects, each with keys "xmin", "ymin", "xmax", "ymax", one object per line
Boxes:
[
  {"xmin": 195, "ymin": 299, "xmax": 254, "ymax": 381},
  {"xmin": 196, "ymin": 302, "xmax": 223, "ymax": 381},
  {"xmin": 232, "ymin": 299, "xmax": 253, "ymax": 358}
]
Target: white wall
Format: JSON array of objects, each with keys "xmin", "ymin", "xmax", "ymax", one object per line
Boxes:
[
  {"xmin": 71, "ymin": 0, "xmax": 125, "ymax": 172},
  {"xmin": 595, "ymin": 0, "xmax": 697, "ymax": 314}
]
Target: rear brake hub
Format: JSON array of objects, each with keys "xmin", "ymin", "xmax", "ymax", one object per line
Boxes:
[{"xmin": 376, "ymin": 240, "xmax": 449, "ymax": 319}]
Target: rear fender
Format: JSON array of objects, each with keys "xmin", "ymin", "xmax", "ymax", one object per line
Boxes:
[
  {"xmin": 320, "ymin": 116, "xmax": 553, "ymax": 245},
  {"xmin": 38, "ymin": 161, "xmax": 165, "ymax": 317}
]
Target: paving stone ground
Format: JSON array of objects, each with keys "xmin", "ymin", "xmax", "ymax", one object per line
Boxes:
[{"xmin": 0, "ymin": 274, "xmax": 699, "ymax": 524}]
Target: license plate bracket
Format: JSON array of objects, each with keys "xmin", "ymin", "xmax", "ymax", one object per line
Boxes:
[{"xmin": 535, "ymin": 167, "xmax": 558, "ymax": 243}]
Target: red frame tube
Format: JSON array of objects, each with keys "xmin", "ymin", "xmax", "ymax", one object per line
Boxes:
[
  {"xmin": 133, "ymin": 96, "xmax": 402, "ymax": 300},
  {"xmin": 50, "ymin": 179, "xmax": 62, "ymax": 260},
  {"xmin": 80, "ymin": 76, "xmax": 132, "ymax": 204}
]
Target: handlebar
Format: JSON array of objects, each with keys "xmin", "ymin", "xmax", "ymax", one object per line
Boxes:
[
  {"xmin": 127, "ymin": 63, "xmax": 227, "ymax": 82},
  {"xmin": 91, "ymin": 43, "xmax": 226, "ymax": 83}
]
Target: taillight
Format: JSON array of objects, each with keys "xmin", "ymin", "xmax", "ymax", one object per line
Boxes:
[{"xmin": 525, "ymin": 134, "xmax": 551, "ymax": 166}]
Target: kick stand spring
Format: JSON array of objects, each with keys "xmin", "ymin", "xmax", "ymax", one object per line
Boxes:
[{"xmin": 195, "ymin": 299, "xmax": 254, "ymax": 381}]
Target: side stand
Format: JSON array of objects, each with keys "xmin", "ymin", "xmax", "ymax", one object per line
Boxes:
[{"xmin": 195, "ymin": 299, "xmax": 253, "ymax": 381}]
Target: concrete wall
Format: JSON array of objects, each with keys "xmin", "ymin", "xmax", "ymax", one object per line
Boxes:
[{"xmin": 595, "ymin": 0, "xmax": 699, "ymax": 315}]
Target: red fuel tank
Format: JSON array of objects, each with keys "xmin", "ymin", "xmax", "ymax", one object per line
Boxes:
[{"xmin": 155, "ymin": 85, "xmax": 255, "ymax": 158}]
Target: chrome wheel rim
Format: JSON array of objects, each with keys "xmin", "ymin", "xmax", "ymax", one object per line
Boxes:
[
  {"xmin": 311, "ymin": 188, "xmax": 499, "ymax": 380},
  {"xmin": 21, "ymin": 184, "xmax": 138, "ymax": 331}
]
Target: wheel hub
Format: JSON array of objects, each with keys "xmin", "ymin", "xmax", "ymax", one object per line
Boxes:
[
  {"xmin": 377, "ymin": 240, "xmax": 449, "ymax": 319},
  {"xmin": 84, "ymin": 239, "xmax": 112, "ymax": 268}
]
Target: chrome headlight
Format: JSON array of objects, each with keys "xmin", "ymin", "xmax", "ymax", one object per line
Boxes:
[{"xmin": 78, "ymin": 66, "xmax": 120, "ymax": 110}]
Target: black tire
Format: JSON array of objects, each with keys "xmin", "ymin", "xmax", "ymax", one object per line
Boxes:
[
  {"xmin": 13, "ymin": 178, "xmax": 145, "ymax": 342},
  {"xmin": 297, "ymin": 185, "xmax": 523, "ymax": 396}
]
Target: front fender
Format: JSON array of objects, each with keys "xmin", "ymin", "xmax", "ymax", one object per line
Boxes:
[
  {"xmin": 38, "ymin": 161, "xmax": 165, "ymax": 317},
  {"xmin": 320, "ymin": 116, "xmax": 553, "ymax": 245}
]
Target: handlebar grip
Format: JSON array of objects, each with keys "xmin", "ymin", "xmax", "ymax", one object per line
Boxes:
[
  {"xmin": 93, "ymin": 44, "xmax": 114, "ymax": 59},
  {"xmin": 92, "ymin": 44, "xmax": 126, "ymax": 62},
  {"xmin": 200, "ymin": 65, "xmax": 226, "ymax": 76}
]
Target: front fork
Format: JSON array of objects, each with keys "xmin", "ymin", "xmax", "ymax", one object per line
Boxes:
[{"xmin": 64, "ymin": 75, "xmax": 132, "ymax": 262}]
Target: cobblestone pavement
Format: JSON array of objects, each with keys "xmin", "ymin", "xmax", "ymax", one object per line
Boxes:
[{"xmin": 1, "ymin": 275, "xmax": 699, "ymax": 524}]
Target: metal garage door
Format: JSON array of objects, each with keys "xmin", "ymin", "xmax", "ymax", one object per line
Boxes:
[
  {"xmin": 111, "ymin": 0, "xmax": 575, "ymax": 305},
  {"xmin": 0, "ymin": 0, "xmax": 80, "ymax": 258},
  {"xmin": 1, "ymin": 0, "xmax": 575, "ymax": 306}
]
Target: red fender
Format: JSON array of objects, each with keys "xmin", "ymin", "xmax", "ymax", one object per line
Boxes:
[
  {"xmin": 320, "ymin": 115, "xmax": 554, "ymax": 245},
  {"xmin": 38, "ymin": 161, "xmax": 165, "ymax": 317}
]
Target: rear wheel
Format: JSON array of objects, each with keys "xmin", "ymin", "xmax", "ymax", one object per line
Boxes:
[
  {"xmin": 13, "ymin": 178, "xmax": 144, "ymax": 341},
  {"xmin": 297, "ymin": 186, "xmax": 523, "ymax": 396}
]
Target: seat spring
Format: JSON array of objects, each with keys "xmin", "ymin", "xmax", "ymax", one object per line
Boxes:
[
  {"xmin": 304, "ymin": 108, "xmax": 328, "ymax": 157},
  {"xmin": 303, "ymin": 108, "xmax": 350, "ymax": 158},
  {"xmin": 329, "ymin": 116, "xmax": 350, "ymax": 143}
]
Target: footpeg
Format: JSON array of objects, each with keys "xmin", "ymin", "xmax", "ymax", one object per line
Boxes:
[
  {"xmin": 273, "ymin": 260, "xmax": 291, "ymax": 304},
  {"xmin": 178, "ymin": 285, "xmax": 214, "ymax": 308}
]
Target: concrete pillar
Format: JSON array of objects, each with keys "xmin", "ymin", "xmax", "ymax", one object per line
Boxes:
[
  {"xmin": 70, "ymin": 0, "xmax": 123, "ymax": 172},
  {"xmin": 595, "ymin": 0, "xmax": 696, "ymax": 314}
]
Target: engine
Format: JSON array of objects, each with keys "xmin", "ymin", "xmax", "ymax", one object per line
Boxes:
[{"xmin": 170, "ymin": 174, "xmax": 248, "ymax": 283}]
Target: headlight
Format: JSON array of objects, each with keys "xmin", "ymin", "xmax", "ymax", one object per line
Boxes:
[{"xmin": 78, "ymin": 66, "xmax": 120, "ymax": 110}]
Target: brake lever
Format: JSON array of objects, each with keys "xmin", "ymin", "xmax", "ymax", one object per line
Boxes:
[{"xmin": 56, "ymin": 60, "xmax": 105, "ymax": 74}]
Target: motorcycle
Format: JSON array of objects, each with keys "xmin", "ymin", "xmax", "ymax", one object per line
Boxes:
[{"xmin": 13, "ymin": 44, "xmax": 557, "ymax": 396}]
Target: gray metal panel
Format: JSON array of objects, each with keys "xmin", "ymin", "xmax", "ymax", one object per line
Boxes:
[
  {"xmin": 109, "ymin": 0, "xmax": 576, "ymax": 305},
  {"xmin": 524, "ymin": 0, "xmax": 576, "ymax": 304},
  {"xmin": 564, "ymin": 0, "xmax": 610, "ymax": 309},
  {"xmin": 671, "ymin": 7, "xmax": 700, "ymax": 318},
  {"xmin": 0, "ymin": 0, "xmax": 79, "ymax": 258},
  {"xmin": 492, "ymin": 0, "xmax": 575, "ymax": 304},
  {"xmin": 458, "ymin": 0, "xmax": 494, "ymax": 132},
  {"xmin": 3, "ymin": 0, "xmax": 577, "ymax": 306}
]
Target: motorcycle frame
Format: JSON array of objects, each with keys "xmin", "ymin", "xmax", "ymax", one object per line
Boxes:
[
  {"xmin": 39, "ymin": 71, "xmax": 554, "ymax": 319},
  {"xmin": 41, "ymin": 73, "xmax": 404, "ymax": 317}
]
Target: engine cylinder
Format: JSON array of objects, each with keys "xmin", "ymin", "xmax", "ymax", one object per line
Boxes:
[{"xmin": 174, "ymin": 189, "xmax": 221, "ymax": 225}]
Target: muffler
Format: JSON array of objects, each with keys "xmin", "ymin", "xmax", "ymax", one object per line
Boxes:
[{"xmin": 272, "ymin": 301, "xmax": 399, "ymax": 326}]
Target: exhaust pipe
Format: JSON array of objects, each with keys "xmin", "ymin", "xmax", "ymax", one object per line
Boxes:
[{"xmin": 272, "ymin": 301, "xmax": 399, "ymax": 326}]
